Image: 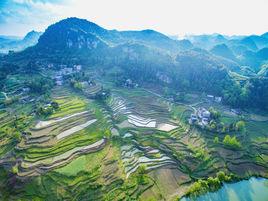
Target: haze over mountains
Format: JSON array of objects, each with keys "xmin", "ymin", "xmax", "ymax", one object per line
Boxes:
[
  {"xmin": 0, "ymin": 31, "xmax": 42, "ymax": 54},
  {"xmin": 2, "ymin": 17, "xmax": 268, "ymax": 71},
  {"xmin": 185, "ymin": 33, "xmax": 268, "ymax": 70}
]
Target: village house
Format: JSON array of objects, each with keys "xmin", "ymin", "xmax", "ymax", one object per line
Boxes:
[
  {"xmin": 53, "ymin": 75, "xmax": 63, "ymax": 86},
  {"xmin": 60, "ymin": 68, "xmax": 73, "ymax": 75},
  {"xmin": 20, "ymin": 96, "xmax": 35, "ymax": 104},
  {"xmin": 123, "ymin": 78, "xmax": 139, "ymax": 88},
  {"xmin": 73, "ymin": 64, "xmax": 82, "ymax": 72},
  {"xmin": 197, "ymin": 107, "xmax": 211, "ymax": 119},
  {"xmin": 231, "ymin": 108, "xmax": 242, "ymax": 115},
  {"xmin": 47, "ymin": 63, "xmax": 54, "ymax": 68},
  {"xmin": 207, "ymin": 94, "xmax": 222, "ymax": 103},
  {"xmin": 156, "ymin": 72, "xmax": 172, "ymax": 84},
  {"xmin": 88, "ymin": 80, "xmax": 96, "ymax": 86},
  {"xmin": 189, "ymin": 107, "xmax": 211, "ymax": 127},
  {"xmin": 188, "ymin": 114, "xmax": 198, "ymax": 124},
  {"xmin": 215, "ymin": 96, "xmax": 222, "ymax": 103},
  {"xmin": 56, "ymin": 80, "xmax": 63, "ymax": 86},
  {"xmin": 22, "ymin": 87, "xmax": 30, "ymax": 93},
  {"xmin": 207, "ymin": 94, "xmax": 214, "ymax": 101}
]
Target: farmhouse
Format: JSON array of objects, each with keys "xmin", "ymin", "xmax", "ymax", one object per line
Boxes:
[
  {"xmin": 60, "ymin": 68, "xmax": 73, "ymax": 75},
  {"xmin": 123, "ymin": 79, "xmax": 139, "ymax": 88},
  {"xmin": 189, "ymin": 107, "xmax": 211, "ymax": 127},
  {"xmin": 197, "ymin": 107, "xmax": 211, "ymax": 119},
  {"xmin": 207, "ymin": 94, "xmax": 222, "ymax": 103},
  {"xmin": 22, "ymin": 87, "xmax": 30, "ymax": 93},
  {"xmin": 53, "ymin": 75, "xmax": 63, "ymax": 86},
  {"xmin": 207, "ymin": 94, "xmax": 214, "ymax": 100},
  {"xmin": 231, "ymin": 108, "xmax": 242, "ymax": 115},
  {"xmin": 189, "ymin": 114, "xmax": 198, "ymax": 124},
  {"xmin": 73, "ymin": 64, "xmax": 82, "ymax": 72},
  {"xmin": 215, "ymin": 96, "xmax": 222, "ymax": 103}
]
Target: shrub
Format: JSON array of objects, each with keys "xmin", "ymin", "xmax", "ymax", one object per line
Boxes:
[
  {"xmin": 51, "ymin": 101, "xmax": 59, "ymax": 110},
  {"xmin": 13, "ymin": 131, "xmax": 22, "ymax": 142},
  {"xmin": 136, "ymin": 165, "xmax": 148, "ymax": 185},
  {"xmin": 235, "ymin": 121, "xmax": 246, "ymax": 131},
  {"xmin": 12, "ymin": 165, "xmax": 18, "ymax": 174},
  {"xmin": 216, "ymin": 171, "xmax": 231, "ymax": 182},
  {"xmin": 209, "ymin": 122, "xmax": 217, "ymax": 130},
  {"xmin": 194, "ymin": 148, "xmax": 207, "ymax": 160},
  {"xmin": 187, "ymin": 179, "xmax": 210, "ymax": 197},
  {"xmin": 209, "ymin": 107, "xmax": 221, "ymax": 120},
  {"xmin": 207, "ymin": 177, "xmax": 221, "ymax": 190},
  {"xmin": 186, "ymin": 172, "xmax": 232, "ymax": 198},
  {"xmin": 74, "ymin": 82, "xmax": 83, "ymax": 90},
  {"xmin": 214, "ymin": 136, "xmax": 219, "ymax": 143},
  {"xmin": 36, "ymin": 106, "xmax": 53, "ymax": 116},
  {"xmin": 223, "ymin": 135, "xmax": 241, "ymax": 149}
]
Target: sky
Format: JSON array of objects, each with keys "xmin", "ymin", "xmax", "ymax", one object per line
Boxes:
[{"xmin": 0, "ymin": 0, "xmax": 268, "ymax": 37}]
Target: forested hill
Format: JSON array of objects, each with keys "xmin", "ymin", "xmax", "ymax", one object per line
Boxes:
[{"xmin": 0, "ymin": 17, "xmax": 268, "ymax": 110}]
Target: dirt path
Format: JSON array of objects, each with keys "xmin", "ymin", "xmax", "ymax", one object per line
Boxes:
[{"xmin": 142, "ymin": 88, "xmax": 197, "ymax": 112}]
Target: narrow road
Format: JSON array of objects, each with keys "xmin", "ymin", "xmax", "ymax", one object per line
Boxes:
[{"xmin": 141, "ymin": 88, "xmax": 197, "ymax": 112}]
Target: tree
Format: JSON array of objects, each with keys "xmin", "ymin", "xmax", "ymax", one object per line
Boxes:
[
  {"xmin": 216, "ymin": 171, "xmax": 231, "ymax": 182},
  {"xmin": 13, "ymin": 131, "xmax": 21, "ymax": 142},
  {"xmin": 207, "ymin": 177, "xmax": 221, "ymax": 190},
  {"xmin": 74, "ymin": 82, "xmax": 83, "ymax": 90},
  {"xmin": 28, "ymin": 76, "xmax": 53, "ymax": 94},
  {"xmin": 51, "ymin": 101, "xmax": 59, "ymax": 110},
  {"xmin": 209, "ymin": 107, "xmax": 221, "ymax": 120},
  {"xmin": 214, "ymin": 136, "xmax": 219, "ymax": 143},
  {"xmin": 12, "ymin": 165, "xmax": 18, "ymax": 175},
  {"xmin": 223, "ymin": 135, "xmax": 241, "ymax": 149},
  {"xmin": 136, "ymin": 165, "xmax": 148, "ymax": 185},
  {"xmin": 209, "ymin": 122, "xmax": 217, "ymax": 130},
  {"xmin": 235, "ymin": 121, "xmax": 246, "ymax": 132}
]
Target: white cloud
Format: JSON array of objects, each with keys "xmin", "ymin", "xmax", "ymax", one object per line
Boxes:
[{"xmin": 0, "ymin": 0, "xmax": 268, "ymax": 36}]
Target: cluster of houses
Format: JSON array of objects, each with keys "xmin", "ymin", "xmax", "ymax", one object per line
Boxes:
[
  {"xmin": 52, "ymin": 64, "xmax": 82, "ymax": 86},
  {"xmin": 15, "ymin": 87, "xmax": 36, "ymax": 104},
  {"xmin": 156, "ymin": 72, "xmax": 172, "ymax": 84},
  {"xmin": 124, "ymin": 79, "xmax": 139, "ymax": 88},
  {"xmin": 0, "ymin": 86, "xmax": 36, "ymax": 105},
  {"xmin": 189, "ymin": 107, "xmax": 211, "ymax": 128},
  {"xmin": 206, "ymin": 94, "xmax": 222, "ymax": 103}
]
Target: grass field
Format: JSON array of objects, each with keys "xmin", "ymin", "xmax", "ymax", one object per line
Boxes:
[{"xmin": 56, "ymin": 145, "xmax": 110, "ymax": 176}]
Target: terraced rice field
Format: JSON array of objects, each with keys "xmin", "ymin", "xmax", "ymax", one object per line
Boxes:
[
  {"xmin": 83, "ymin": 83, "xmax": 103, "ymax": 97},
  {"xmin": 121, "ymin": 143, "xmax": 176, "ymax": 178},
  {"xmin": 0, "ymin": 86, "xmax": 267, "ymax": 201},
  {"xmin": 11, "ymin": 87, "xmax": 109, "ymax": 178}
]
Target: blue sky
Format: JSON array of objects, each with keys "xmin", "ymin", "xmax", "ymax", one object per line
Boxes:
[{"xmin": 0, "ymin": 0, "xmax": 268, "ymax": 37}]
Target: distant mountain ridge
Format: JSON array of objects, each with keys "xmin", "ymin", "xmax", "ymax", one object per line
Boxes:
[
  {"xmin": 210, "ymin": 44, "xmax": 237, "ymax": 61},
  {"xmin": 14, "ymin": 17, "xmax": 238, "ymax": 72},
  {"xmin": 1, "ymin": 17, "xmax": 268, "ymax": 110},
  {"xmin": 36, "ymin": 17, "xmax": 185, "ymax": 53},
  {"xmin": 185, "ymin": 32, "xmax": 268, "ymax": 68},
  {"xmin": 0, "ymin": 30, "xmax": 42, "ymax": 53}
]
